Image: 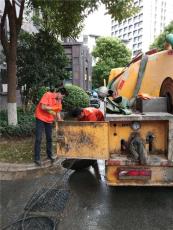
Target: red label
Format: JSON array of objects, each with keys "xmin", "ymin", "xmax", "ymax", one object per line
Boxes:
[{"xmin": 118, "ymin": 79, "xmax": 125, "ymax": 90}]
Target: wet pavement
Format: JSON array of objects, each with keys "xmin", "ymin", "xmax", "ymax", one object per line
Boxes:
[{"xmin": 1, "ymin": 161, "xmax": 173, "ymax": 230}]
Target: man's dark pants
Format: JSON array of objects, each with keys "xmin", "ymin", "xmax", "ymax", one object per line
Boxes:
[{"xmin": 34, "ymin": 118, "xmax": 52, "ymax": 161}]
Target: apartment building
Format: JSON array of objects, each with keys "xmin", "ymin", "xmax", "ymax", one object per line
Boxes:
[
  {"xmin": 63, "ymin": 40, "xmax": 92, "ymax": 91},
  {"xmin": 111, "ymin": 0, "xmax": 173, "ymax": 56}
]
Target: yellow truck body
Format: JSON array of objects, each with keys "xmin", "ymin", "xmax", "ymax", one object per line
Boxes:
[
  {"xmin": 108, "ymin": 50, "xmax": 173, "ymax": 100},
  {"xmin": 57, "ymin": 49, "xmax": 173, "ymax": 186}
]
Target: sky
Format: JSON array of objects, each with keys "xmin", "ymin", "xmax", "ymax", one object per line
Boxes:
[{"xmin": 80, "ymin": 4, "xmax": 111, "ymax": 37}]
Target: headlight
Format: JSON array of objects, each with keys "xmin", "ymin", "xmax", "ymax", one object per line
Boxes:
[{"xmin": 131, "ymin": 121, "xmax": 141, "ymax": 130}]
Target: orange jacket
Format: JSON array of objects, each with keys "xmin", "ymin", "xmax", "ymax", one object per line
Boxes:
[
  {"xmin": 79, "ymin": 107, "xmax": 104, "ymax": 121},
  {"xmin": 35, "ymin": 92, "xmax": 62, "ymax": 123}
]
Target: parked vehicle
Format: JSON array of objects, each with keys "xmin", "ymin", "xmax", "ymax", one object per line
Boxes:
[{"xmin": 57, "ymin": 47, "xmax": 173, "ymax": 186}]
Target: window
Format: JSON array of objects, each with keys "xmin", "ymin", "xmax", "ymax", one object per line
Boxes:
[
  {"xmin": 134, "ymin": 1, "xmax": 138, "ymax": 7},
  {"xmin": 134, "ymin": 23, "xmax": 138, "ymax": 29},
  {"xmin": 128, "ymin": 32, "xmax": 132, "ymax": 38},
  {"xmin": 134, "ymin": 37, "xmax": 138, "ymax": 42},
  {"xmin": 138, "ymin": 35, "xmax": 142, "ymax": 42},
  {"xmin": 139, "ymin": 0, "xmax": 143, "ymax": 5},
  {"xmin": 133, "ymin": 30, "xmax": 138, "ymax": 36},
  {"xmin": 128, "ymin": 18, "xmax": 132, "ymax": 24},
  {"xmin": 124, "ymin": 27, "xmax": 127, "ymax": 33},
  {"xmin": 129, "ymin": 25, "xmax": 133, "ymax": 30},
  {"xmin": 138, "ymin": 21, "xmax": 143, "ymax": 27},
  {"xmin": 123, "ymin": 34, "xmax": 127, "ymax": 39},
  {"xmin": 139, "ymin": 13, "xmax": 143, "ymax": 20},
  {"xmin": 133, "ymin": 44, "xmax": 137, "ymax": 50},
  {"xmin": 138, "ymin": 28, "xmax": 143, "ymax": 34},
  {"xmin": 138, "ymin": 43, "xmax": 142, "ymax": 49},
  {"xmin": 134, "ymin": 16, "xmax": 138, "ymax": 23}
]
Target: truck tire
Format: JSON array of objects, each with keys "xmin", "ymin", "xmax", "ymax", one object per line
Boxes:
[
  {"xmin": 62, "ymin": 159, "xmax": 97, "ymax": 171},
  {"xmin": 160, "ymin": 77, "xmax": 173, "ymax": 114}
]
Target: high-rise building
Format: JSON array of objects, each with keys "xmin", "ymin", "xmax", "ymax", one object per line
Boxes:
[{"xmin": 111, "ymin": 0, "xmax": 173, "ymax": 56}]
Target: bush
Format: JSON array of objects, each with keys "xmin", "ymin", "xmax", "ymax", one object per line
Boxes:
[
  {"xmin": 63, "ymin": 85, "xmax": 90, "ymax": 111},
  {"xmin": 32, "ymin": 86, "xmax": 48, "ymax": 105},
  {"xmin": 0, "ymin": 109, "xmax": 35, "ymax": 138}
]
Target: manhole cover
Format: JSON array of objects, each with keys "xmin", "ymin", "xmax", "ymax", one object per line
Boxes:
[
  {"xmin": 25, "ymin": 188, "xmax": 70, "ymax": 213},
  {"xmin": 6, "ymin": 216, "xmax": 55, "ymax": 230}
]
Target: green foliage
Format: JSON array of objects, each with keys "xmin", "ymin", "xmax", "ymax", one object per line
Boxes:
[
  {"xmin": 0, "ymin": 0, "xmax": 139, "ymax": 127},
  {"xmin": 17, "ymin": 30, "xmax": 68, "ymax": 107},
  {"xmin": 31, "ymin": 86, "xmax": 49, "ymax": 106},
  {"xmin": 63, "ymin": 85, "xmax": 90, "ymax": 111},
  {"xmin": 0, "ymin": 109, "xmax": 35, "ymax": 137},
  {"xmin": 92, "ymin": 37, "xmax": 131, "ymax": 88},
  {"xmin": 29, "ymin": 0, "xmax": 138, "ymax": 38},
  {"xmin": 37, "ymin": 86, "xmax": 48, "ymax": 103},
  {"xmin": 102, "ymin": 0, "xmax": 139, "ymax": 22},
  {"xmin": 150, "ymin": 21, "xmax": 173, "ymax": 51}
]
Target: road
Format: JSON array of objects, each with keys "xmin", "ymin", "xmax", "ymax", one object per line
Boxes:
[{"xmin": 1, "ymin": 163, "xmax": 173, "ymax": 230}]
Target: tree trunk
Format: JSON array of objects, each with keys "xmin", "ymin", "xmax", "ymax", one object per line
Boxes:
[
  {"xmin": 0, "ymin": 0, "xmax": 25, "ymax": 125},
  {"xmin": 7, "ymin": 42, "xmax": 17, "ymax": 125}
]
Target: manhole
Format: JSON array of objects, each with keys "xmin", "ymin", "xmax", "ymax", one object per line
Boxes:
[
  {"xmin": 5, "ymin": 216, "xmax": 55, "ymax": 230},
  {"xmin": 25, "ymin": 188, "xmax": 70, "ymax": 213}
]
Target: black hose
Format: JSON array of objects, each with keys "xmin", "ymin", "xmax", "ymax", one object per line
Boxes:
[
  {"xmin": 1, "ymin": 215, "xmax": 55, "ymax": 230},
  {"xmin": 21, "ymin": 159, "xmax": 76, "ymax": 230},
  {"xmin": 1, "ymin": 159, "xmax": 77, "ymax": 230}
]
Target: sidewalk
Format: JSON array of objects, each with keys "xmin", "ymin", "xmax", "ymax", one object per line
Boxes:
[{"xmin": 0, "ymin": 158, "xmax": 63, "ymax": 180}]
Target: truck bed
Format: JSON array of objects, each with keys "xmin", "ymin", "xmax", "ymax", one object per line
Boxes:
[{"xmin": 105, "ymin": 112, "xmax": 173, "ymax": 121}]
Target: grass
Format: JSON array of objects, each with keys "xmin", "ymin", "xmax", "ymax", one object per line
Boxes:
[{"xmin": 0, "ymin": 131, "xmax": 57, "ymax": 163}]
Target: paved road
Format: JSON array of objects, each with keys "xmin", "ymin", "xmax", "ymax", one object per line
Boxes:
[{"xmin": 1, "ymin": 164, "xmax": 173, "ymax": 230}]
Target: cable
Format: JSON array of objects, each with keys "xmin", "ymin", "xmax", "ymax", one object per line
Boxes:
[
  {"xmin": 21, "ymin": 159, "xmax": 76, "ymax": 230},
  {"xmin": 1, "ymin": 159, "xmax": 77, "ymax": 230},
  {"xmin": 1, "ymin": 215, "xmax": 54, "ymax": 230}
]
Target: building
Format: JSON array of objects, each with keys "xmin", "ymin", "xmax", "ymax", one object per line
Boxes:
[
  {"xmin": 111, "ymin": 0, "xmax": 173, "ymax": 56},
  {"xmin": 63, "ymin": 40, "xmax": 92, "ymax": 91},
  {"xmin": 82, "ymin": 34, "xmax": 100, "ymax": 66}
]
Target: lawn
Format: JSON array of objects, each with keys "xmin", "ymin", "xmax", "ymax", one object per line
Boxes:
[{"xmin": 0, "ymin": 133, "xmax": 57, "ymax": 163}]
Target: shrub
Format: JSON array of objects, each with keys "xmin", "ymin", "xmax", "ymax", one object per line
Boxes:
[
  {"xmin": 63, "ymin": 85, "xmax": 90, "ymax": 111},
  {"xmin": 0, "ymin": 109, "xmax": 35, "ymax": 138},
  {"xmin": 32, "ymin": 86, "xmax": 48, "ymax": 105}
]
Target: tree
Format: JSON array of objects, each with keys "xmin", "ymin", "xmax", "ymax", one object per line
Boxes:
[
  {"xmin": 0, "ymin": 0, "xmax": 25, "ymax": 125},
  {"xmin": 17, "ymin": 30, "xmax": 68, "ymax": 108},
  {"xmin": 30, "ymin": 0, "xmax": 139, "ymax": 38},
  {"xmin": 0, "ymin": 0, "xmax": 138, "ymax": 125},
  {"xmin": 92, "ymin": 37, "xmax": 131, "ymax": 88},
  {"xmin": 150, "ymin": 21, "xmax": 173, "ymax": 51}
]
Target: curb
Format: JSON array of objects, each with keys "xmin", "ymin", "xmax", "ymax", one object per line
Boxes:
[{"xmin": 0, "ymin": 159, "xmax": 64, "ymax": 180}]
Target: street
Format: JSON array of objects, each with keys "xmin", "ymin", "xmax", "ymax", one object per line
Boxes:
[{"xmin": 1, "ymin": 163, "xmax": 173, "ymax": 230}]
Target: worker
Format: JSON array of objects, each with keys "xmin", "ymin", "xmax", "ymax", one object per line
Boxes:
[
  {"xmin": 70, "ymin": 107, "xmax": 104, "ymax": 121},
  {"xmin": 34, "ymin": 87, "xmax": 68, "ymax": 166},
  {"xmin": 67, "ymin": 107, "xmax": 104, "ymax": 180}
]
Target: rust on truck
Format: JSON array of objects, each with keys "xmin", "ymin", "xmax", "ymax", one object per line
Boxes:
[{"xmin": 57, "ymin": 121, "xmax": 109, "ymax": 160}]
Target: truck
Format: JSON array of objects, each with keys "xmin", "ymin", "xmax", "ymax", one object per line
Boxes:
[{"xmin": 57, "ymin": 47, "xmax": 173, "ymax": 186}]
